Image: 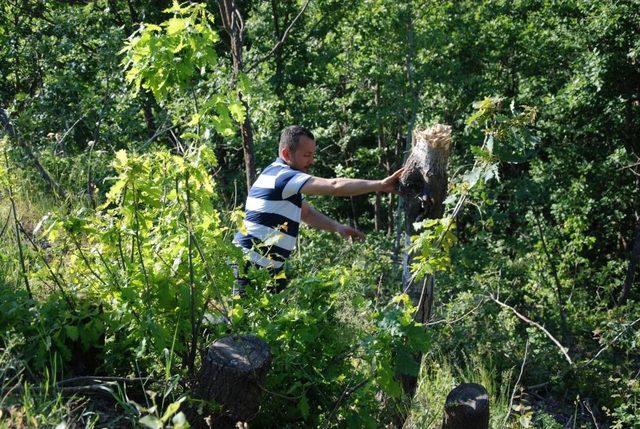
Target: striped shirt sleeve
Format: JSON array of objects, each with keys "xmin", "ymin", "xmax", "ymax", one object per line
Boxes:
[{"xmin": 279, "ymin": 171, "xmax": 311, "ymax": 199}]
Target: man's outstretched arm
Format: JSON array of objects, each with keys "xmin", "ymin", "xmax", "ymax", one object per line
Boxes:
[
  {"xmin": 300, "ymin": 168, "xmax": 403, "ymax": 197},
  {"xmin": 301, "ymin": 201, "xmax": 365, "ymax": 241}
]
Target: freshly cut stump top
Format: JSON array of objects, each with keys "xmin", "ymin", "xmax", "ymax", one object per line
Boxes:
[
  {"xmin": 205, "ymin": 335, "xmax": 271, "ymax": 373},
  {"xmin": 192, "ymin": 335, "xmax": 272, "ymax": 428}
]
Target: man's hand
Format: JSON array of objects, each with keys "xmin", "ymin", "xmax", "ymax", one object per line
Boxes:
[
  {"xmin": 378, "ymin": 168, "xmax": 404, "ymax": 194},
  {"xmin": 336, "ymin": 224, "xmax": 365, "ymax": 241}
]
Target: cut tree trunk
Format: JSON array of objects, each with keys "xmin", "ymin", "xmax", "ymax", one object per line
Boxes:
[
  {"xmin": 188, "ymin": 335, "xmax": 271, "ymax": 429},
  {"xmin": 442, "ymin": 383, "xmax": 490, "ymax": 429},
  {"xmin": 399, "ymin": 124, "xmax": 451, "ymax": 323},
  {"xmin": 398, "ymin": 124, "xmax": 451, "ymax": 398}
]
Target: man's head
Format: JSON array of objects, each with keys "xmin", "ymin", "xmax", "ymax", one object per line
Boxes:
[{"xmin": 279, "ymin": 125, "xmax": 316, "ymax": 173}]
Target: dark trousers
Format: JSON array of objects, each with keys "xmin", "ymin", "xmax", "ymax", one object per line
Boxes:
[{"xmin": 232, "ymin": 262, "xmax": 288, "ymax": 296}]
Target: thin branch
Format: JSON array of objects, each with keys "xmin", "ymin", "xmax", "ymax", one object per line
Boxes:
[
  {"xmin": 57, "ymin": 376, "xmax": 151, "ymax": 386},
  {"xmin": 246, "ymin": 0, "xmax": 313, "ymax": 72},
  {"xmin": 503, "ymin": 339, "xmax": 529, "ymax": 428},
  {"xmin": 17, "ymin": 220, "xmax": 76, "ymax": 311},
  {"xmin": 4, "ymin": 163, "xmax": 31, "ymax": 299},
  {"xmin": 54, "ymin": 114, "xmax": 86, "ymax": 150},
  {"xmin": 0, "ymin": 209, "xmax": 11, "ymax": 239},
  {"xmin": 489, "ymin": 294, "xmax": 574, "ymax": 366},
  {"xmin": 424, "ymin": 298, "xmax": 486, "ymax": 326},
  {"xmin": 532, "ymin": 211, "xmax": 569, "ymax": 343},
  {"xmin": 581, "ymin": 315, "xmax": 640, "ymax": 367},
  {"xmin": 1, "ymin": 109, "xmax": 67, "ymax": 198},
  {"xmin": 324, "ymin": 378, "xmax": 371, "ymax": 428},
  {"xmin": 582, "ymin": 399, "xmax": 599, "ymax": 429},
  {"xmin": 257, "ymin": 382, "xmax": 301, "ymax": 401}
]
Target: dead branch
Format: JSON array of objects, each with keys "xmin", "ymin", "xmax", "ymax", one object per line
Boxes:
[
  {"xmin": 503, "ymin": 339, "xmax": 529, "ymax": 427},
  {"xmin": 489, "ymin": 294, "xmax": 574, "ymax": 366},
  {"xmin": 424, "ymin": 298, "xmax": 487, "ymax": 327}
]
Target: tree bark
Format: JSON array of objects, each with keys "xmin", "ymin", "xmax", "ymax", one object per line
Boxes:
[
  {"xmin": 398, "ymin": 125, "xmax": 451, "ymax": 398},
  {"xmin": 442, "ymin": 383, "xmax": 490, "ymax": 429},
  {"xmin": 399, "ymin": 125, "xmax": 451, "ymax": 322},
  {"xmin": 189, "ymin": 335, "xmax": 271, "ymax": 429},
  {"xmin": 218, "ymin": 0, "xmax": 257, "ymax": 189}
]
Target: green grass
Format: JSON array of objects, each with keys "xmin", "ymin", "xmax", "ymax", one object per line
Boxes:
[
  {"xmin": 406, "ymin": 352, "xmax": 514, "ymax": 429},
  {"xmin": 0, "ymin": 335, "xmax": 99, "ymax": 428}
]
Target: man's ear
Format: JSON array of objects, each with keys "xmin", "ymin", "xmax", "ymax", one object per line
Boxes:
[{"xmin": 281, "ymin": 147, "xmax": 291, "ymax": 162}]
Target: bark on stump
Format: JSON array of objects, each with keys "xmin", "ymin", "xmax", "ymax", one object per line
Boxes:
[
  {"xmin": 399, "ymin": 124, "xmax": 451, "ymax": 324},
  {"xmin": 189, "ymin": 335, "xmax": 271, "ymax": 429},
  {"xmin": 398, "ymin": 124, "xmax": 451, "ymax": 398},
  {"xmin": 442, "ymin": 383, "xmax": 489, "ymax": 429}
]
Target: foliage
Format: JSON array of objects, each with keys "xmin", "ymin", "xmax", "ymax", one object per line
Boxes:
[
  {"xmin": 406, "ymin": 354, "xmax": 514, "ymax": 429},
  {"xmin": 228, "ymin": 231, "xmax": 429, "ymax": 427},
  {"xmin": 1, "ymin": 0, "xmax": 639, "ymax": 427},
  {"xmin": 40, "ymin": 145, "xmax": 237, "ymax": 373},
  {"xmin": 121, "ymin": 2, "xmax": 219, "ymax": 101}
]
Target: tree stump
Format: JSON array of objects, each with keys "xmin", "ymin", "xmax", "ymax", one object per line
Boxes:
[
  {"xmin": 442, "ymin": 383, "xmax": 489, "ymax": 429},
  {"xmin": 189, "ymin": 335, "xmax": 271, "ymax": 429},
  {"xmin": 399, "ymin": 124, "xmax": 451, "ymax": 324},
  {"xmin": 398, "ymin": 124, "xmax": 451, "ymax": 397}
]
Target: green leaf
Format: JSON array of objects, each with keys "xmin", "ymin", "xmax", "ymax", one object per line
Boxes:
[
  {"xmin": 298, "ymin": 394, "xmax": 310, "ymax": 419},
  {"xmin": 187, "ymin": 113, "xmax": 201, "ymax": 126},
  {"xmin": 228, "ymin": 102, "xmax": 246, "ymax": 123},
  {"xmin": 395, "ymin": 349, "xmax": 420, "ymax": 376},
  {"xmin": 139, "ymin": 415, "xmax": 163, "ymax": 429},
  {"xmin": 172, "ymin": 412, "xmax": 188, "ymax": 429},
  {"xmin": 65, "ymin": 325, "xmax": 79, "ymax": 342},
  {"xmin": 237, "ymin": 72, "xmax": 251, "ymax": 93},
  {"xmin": 165, "ymin": 18, "xmax": 187, "ymax": 35},
  {"xmin": 161, "ymin": 397, "xmax": 185, "ymax": 423},
  {"xmin": 463, "ymin": 166, "xmax": 482, "ymax": 188}
]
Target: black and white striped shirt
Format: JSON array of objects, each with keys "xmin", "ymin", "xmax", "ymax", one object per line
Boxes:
[{"xmin": 233, "ymin": 157, "xmax": 311, "ymax": 270}]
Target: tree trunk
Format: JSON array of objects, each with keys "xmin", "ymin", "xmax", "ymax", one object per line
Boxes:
[
  {"xmin": 399, "ymin": 125, "xmax": 451, "ymax": 322},
  {"xmin": 398, "ymin": 125, "xmax": 451, "ymax": 397},
  {"xmin": 219, "ymin": 0, "xmax": 257, "ymax": 189},
  {"xmin": 442, "ymin": 383, "xmax": 490, "ymax": 429},
  {"xmin": 618, "ymin": 214, "xmax": 640, "ymax": 306},
  {"xmin": 188, "ymin": 335, "xmax": 271, "ymax": 429},
  {"xmin": 374, "ymin": 83, "xmax": 386, "ymax": 231}
]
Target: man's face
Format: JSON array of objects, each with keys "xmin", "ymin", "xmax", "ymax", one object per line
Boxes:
[{"xmin": 284, "ymin": 136, "xmax": 316, "ymax": 173}]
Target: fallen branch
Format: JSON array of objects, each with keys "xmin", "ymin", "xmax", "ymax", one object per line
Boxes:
[
  {"xmin": 57, "ymin": 376, "xmax": 151, "ymax": 386},
  {"xmin": 489, "ymin": 294, "xmax": 574, "ymax": 366}
]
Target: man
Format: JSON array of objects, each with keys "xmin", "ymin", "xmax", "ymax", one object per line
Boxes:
[{"xmin": 233, "ymin": 125, "xmax": 403, "ymax": 293}]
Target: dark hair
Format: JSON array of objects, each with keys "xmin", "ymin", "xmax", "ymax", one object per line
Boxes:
[{"xmin": 279, "ymin": 125, "xmax": 315, "ymax": 153}]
